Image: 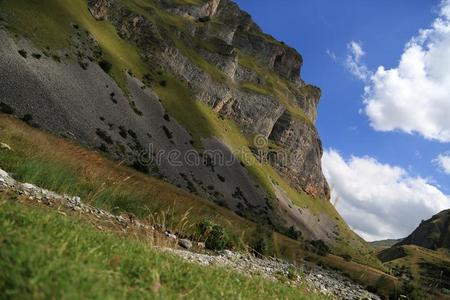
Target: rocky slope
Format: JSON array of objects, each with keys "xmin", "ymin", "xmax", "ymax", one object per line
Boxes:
[{"xmin": 0, "ymin": 0, "xmax": 351, "ymax": 248}]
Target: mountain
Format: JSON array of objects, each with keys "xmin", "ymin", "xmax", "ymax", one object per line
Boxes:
[
  {"xmin": 396, "ymin": 209, "xmax": 450, "ymax": 250},
  {"xmin": 0, "ymin": 0, "xmax": 379, "ymax": 266},
  {"xmin": 0, "ymin": 0, "xmax": 416, "ymax": 297},
  {"xmin": 369, "ymin": 239, "xmax": 403, "ymax": 250},
  {"xmin": 377, "ymin": 210, "xmax": 450, "ymax": 297},
  {"xmin": 0, "ymin": 0, "xmax": 325, "ymax": 237}
]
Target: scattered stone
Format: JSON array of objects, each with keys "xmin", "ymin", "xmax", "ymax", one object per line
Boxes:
[
  {"xmin": 165, "ymin": 231, "xmax": 177, "ymax": 240},
  {"xmin": 179, "ymin": 239, "xmax": 193, "ymax": 249},
  {"xmin": 0, "ymin": 142, "xmax": 12, "ymax": 151},
  {"xmin": 220, "ymin": 249, "xmax": 234, "ymax": 258}
]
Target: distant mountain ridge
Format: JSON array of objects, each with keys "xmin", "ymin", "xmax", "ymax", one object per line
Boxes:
[{"xmin": 369, "ymin": 239, "xmax": 403, "ymax": 250}]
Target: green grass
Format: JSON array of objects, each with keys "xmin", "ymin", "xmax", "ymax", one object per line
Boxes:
[
  {"xmin": 0, "ymin": 198, "xmax": 327, "ymax": 300},
  {"xmin": 384, "ymin": 246, "xmax": 450, "ymax": 288},
  {"xmin": 240, "ymin": 82, "xmax": 273, "ymax": 96}
]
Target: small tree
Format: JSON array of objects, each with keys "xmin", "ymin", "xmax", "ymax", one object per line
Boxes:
[
  {"xmin": 250, "ymin": 223, "xmax": 273, "ymax": 256},
  {"xmin": 198, "ymin": 221, "xmax": 231, "ymax": 251}
]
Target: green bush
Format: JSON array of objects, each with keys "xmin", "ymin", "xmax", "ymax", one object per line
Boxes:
[
  {"xmin": 198, "ymin": 16, "xmax": 210, "ymax": 23},
  {"xmin": 400, "ymin": 281, "xmax": 428, "ymax": 300},
  {"xmin": 306, "ymin": 240, "xmax": 330, "ymax": 256},
  {"xmin": 250, "ymin": 223, "xmax": 273, "ymax": 256},
  {"xmin": 0, "ymin": 102, "xmax": 14, "ymax": 114},
  {"xmin": 98, "ymin": 59, "xmax": 112, "ymax": 73},
  {"xmin": 341, "ymin": 254, "xmax": 352, "ymax": 262},
  {"xmin": 198, "ymin": 221, "xmax": 231, "ymax": 251}
]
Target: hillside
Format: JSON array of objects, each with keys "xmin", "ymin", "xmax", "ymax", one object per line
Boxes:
[
  {"xmin": 396, "ymin": 209, "xmax": 450, "ymax": 250},
  {"xmin": 369, "ymin": 239, "xmax": 403, "ymax": 251},
  {"xmin": 0, "ymin": 0, "xmax": 376, "ymax": 262},
  {"xmin": 0, "ymin": 0, "xmax": 406, "ymax": 298},
  {"xmin": 0, "ymin": 115, "xmax": 394, "ymax": 299},
  {"xmin": 377, "ymin": 210, "xmax": 450, "ymax": 297}
]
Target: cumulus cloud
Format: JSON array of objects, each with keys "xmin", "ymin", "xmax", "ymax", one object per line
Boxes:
[
  {"xmin": 322, "ymin": 149, "xmax": 450, "ymax": 241},
  {"xmin": 434, "ymin": 153, "xmax": 450, "ymax": 174},
  {"xmin": 364, "ymin": 0, "xmax": 450, "ymax": 142},
  {"xmin": 345, "ymin": 41, "xmax": 371, "ymax": 81}
]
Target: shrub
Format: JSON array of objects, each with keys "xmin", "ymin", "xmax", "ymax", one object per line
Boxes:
[
  {"xmin": 21, "ymin": 114, "xmax": 33, "ymax": 123},
  {"xmin": 163, "ymin": 114, "xmax": 170, "ymax": 122},
  {"xmin": 0, "ymin": 102, "xmax": 14, "ymax": 114},
  {"xmin": 18, "ymin": 49, "xmax": 27, "ymax": 58},
  {"xmin": 400, "ymin": 281, "xmax": 428, "ymax": 300},
  {"xmin": 98, "ymin": 59, "xmax": 112, "ymax": 73},
  {"xmin": 341, "ymin": 254, "xmax": 352, "ymax": 262},
  {"xmin": 250, "ymin": 223, "xmax": 273, "ymax": 256},
  {"xmin": 198, "ymin": 16, "xmax": 211, "ymax": 23},
  {"xmin": 285, "ymin": 226, "xmax": 302, "ymax": 241},
  {"xmin": 306, "ymin": 240, "xmax": 330, "ymax": 256},
  {"xmin": 95, "ymin": 128, "xmax": 113, "ymax": 145},
  {"xmin": 52, "ymin": 55, "xmax": 61, "ymax": 63},
  {"xmin": 127, "ymin": 129, "xmax": 137, "ymax": 139},
  {"xmin": 162, "ymin": 126, "xmax": 173, "ymax": 139},
  {"xmin": 198, "ymin": 221, "xmax": 231, "ymax": 251}
]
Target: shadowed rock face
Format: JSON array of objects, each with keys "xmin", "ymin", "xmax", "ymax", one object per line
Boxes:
[
  {"xmin": 0, "ymin": 0, "xmax": 332, "ymax": 239},
  {"xmin": 396, "ymin": 209, "xmax": 450, "ymax": 250}
]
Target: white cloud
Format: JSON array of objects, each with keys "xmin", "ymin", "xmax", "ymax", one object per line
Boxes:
[
  {"xmin": 434, "ymin": 153, "xmax": 450, "ymax": 174},
  {"xmin": 322, "ymin": 149, "xmax": 450, "ymax": 241},
  {"xmin": 345, "ymin": 41, "xmax": 371, "ymax": 81},
  {"xmin": 364, "ymin": 0, "xmax": 450, "ymax": 142},
  {"xmin": 326, "ymin": 49, "xmax": 337, "ymax": 61}
]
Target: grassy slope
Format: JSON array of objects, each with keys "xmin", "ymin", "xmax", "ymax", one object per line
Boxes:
[
  {"xmin": 384, "ymin": 246, "xmax": 450, "ymax": 290},
  {"xmin": 0, "ymin": 198, "xmax": 327, "ymax": 300},
  {"xmin": 0, "ymin": 115, "xmax": 396, "ymax": 295},
  {"xmin": 0, "ymin": 0, "xmax": 379, "ymax": 270}
]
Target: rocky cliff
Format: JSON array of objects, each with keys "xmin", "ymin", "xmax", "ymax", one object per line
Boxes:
[
  {"xmin": 0, "ymin": 0, "xmax": 334, "ymax": 242},
  {"xmin": 90, "ymin": 0, "xmax": 328, "ymax": 199}
]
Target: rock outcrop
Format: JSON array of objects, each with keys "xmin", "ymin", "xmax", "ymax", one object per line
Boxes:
[
  {"xmin": 0, "ymin": 0, "xmax": 332, "ymax": 240},
  {"xmin": 85, "ymin": 0, "xmax": 329, "ymax": 200}
]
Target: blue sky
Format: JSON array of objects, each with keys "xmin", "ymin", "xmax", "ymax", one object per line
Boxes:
[{"xmin": 234, "ymin": 0, "xmax": 450, "ymax": 241}]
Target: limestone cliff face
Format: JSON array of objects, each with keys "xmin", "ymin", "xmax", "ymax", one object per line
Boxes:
[
  {"xmin": 87, "ymin": 0, "xmax": 330, "ymax": 200},
  {"xmin": 0, "ymin": 0, "xmax": 333, "ymax": 241}
]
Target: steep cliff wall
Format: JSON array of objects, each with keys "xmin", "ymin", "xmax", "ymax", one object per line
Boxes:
[
  {"xmin": 86, "ymin": 0, "xmax": 329, "ymax": 200},
  {"xmin": 0, "ymin": 0, "xmax": 336, "ymax": 242}
]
